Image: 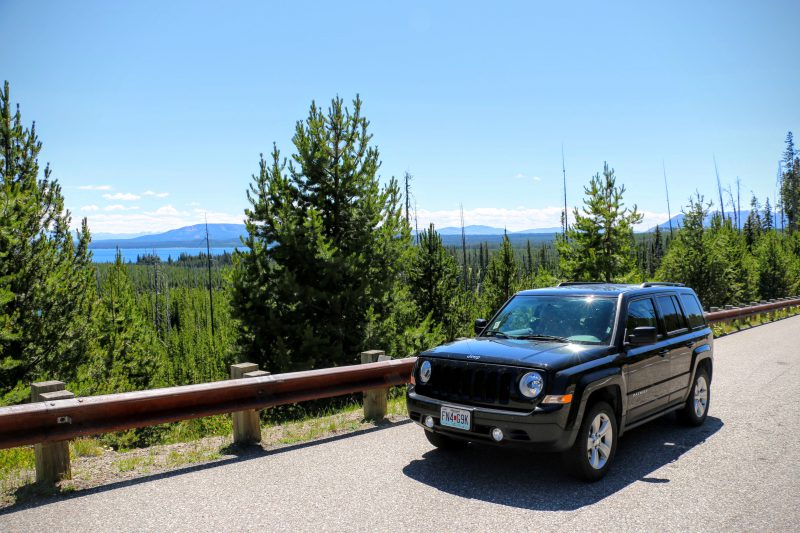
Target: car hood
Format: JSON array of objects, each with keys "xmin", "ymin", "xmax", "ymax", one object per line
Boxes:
[{"xmin": 419, "ymin": 337, "xmax": 612, "ymax": 372}]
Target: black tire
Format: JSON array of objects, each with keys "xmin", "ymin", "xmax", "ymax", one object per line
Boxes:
[
  {"xmin": 424, "ymin": 430, "xmax": 467, "ymax": 450},
  {"xmin": 678, "ymin": 367, "xmax": 710, "ymax": 426},
  {"xmin": 562, "ymin": 401, "xmax": 618, "ymax": 481}
]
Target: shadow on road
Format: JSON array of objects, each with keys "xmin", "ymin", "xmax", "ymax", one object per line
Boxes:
[
  {"xmin": 0, "ymin": 418, "xmax": 413, "ymax": 516},
  {"xmin": 402, "ymin": 414, "xmax": 723, "ymax": 511}
]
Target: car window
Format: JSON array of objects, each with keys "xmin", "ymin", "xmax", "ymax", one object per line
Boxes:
[
  {"xmin": 657, "ymin": 295, "xmax": 687, "ymax": 333},
  {"xmin": 484, "ymin": 295, "xmax": 617, "ymax": 344},
  {"xmin": 626, "ymin": 298, "xmax": 658, "ymax": 335},
  {"xmin": 680, "ymin": 294, "xmax": 706, "ymax": 329}
]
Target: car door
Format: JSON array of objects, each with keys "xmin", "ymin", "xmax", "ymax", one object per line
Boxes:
[
  {"xmin": 667, "ymin": 293, "xmax": 711, "ymax": 403},
  {"xmin": 622, "ymin": 296, "xmax": 672, "ymax": 423},
  {"xmin": 654, "ymin": 294, "xmax": 693, "ymax": 405}
]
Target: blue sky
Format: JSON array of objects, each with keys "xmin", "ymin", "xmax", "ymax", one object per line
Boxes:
[{"xmin": 1, "ymin": 0, "xmax": 798, "ymax": 234}]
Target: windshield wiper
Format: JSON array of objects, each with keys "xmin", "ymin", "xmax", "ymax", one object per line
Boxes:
[
  {"xmin": 484, "ymin": 330, "xmax": 509, "ymax": 338},
  {"xmin": 512, "ymin": 334, "xmax": 570, "ymax": 343}
]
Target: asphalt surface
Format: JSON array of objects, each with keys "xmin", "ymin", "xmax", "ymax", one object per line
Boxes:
[{"xmin": 3, "ymin": 316, "xmax": 799, "ymax": 532}]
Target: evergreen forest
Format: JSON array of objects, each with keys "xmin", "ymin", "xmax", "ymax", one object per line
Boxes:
[{"xmin": 2, "ymin": 82, "xmax": 799, "ymax": 427}]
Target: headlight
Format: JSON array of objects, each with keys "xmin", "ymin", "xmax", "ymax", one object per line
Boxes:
[
  {"xmin": 519, "ymin": 372, "xmax": 544, "ymax": 398},
  {"xmin": 419, "ymin": 360, "xmax": 432, "ymax": 384}
]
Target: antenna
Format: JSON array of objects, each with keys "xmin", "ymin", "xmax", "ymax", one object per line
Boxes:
[
  {"xmin": 561, "ymin": 143, "xmax": 568, "ymax": 237},
  {"xmin": 662, "ymin": 160, "xmax": 674, "ymax": 238},
  {"xmin": 714, "ymin": 155, "xmax": 726, "ymax": 222}
]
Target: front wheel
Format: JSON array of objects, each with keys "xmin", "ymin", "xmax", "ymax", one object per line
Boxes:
[
  {"xmin": 424, "ymin": 430, "xmax": 467, "ymax": 450},
  {"xmin": 678, "ymin": 368, "xmax": 710, "ymax": 426},
  {"xmin": 562, "ymin": 401, "xmax": 618, "ymax": 481}
]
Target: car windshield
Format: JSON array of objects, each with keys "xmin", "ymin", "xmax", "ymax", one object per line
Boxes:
[{"xmin": 483, "ymin": 295, "xmax": 617, "ymax": 345}]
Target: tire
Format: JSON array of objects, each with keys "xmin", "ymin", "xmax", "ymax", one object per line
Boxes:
[
  {"xmin": 678, "ymin": 367, "xmax": 710, "ymax": 426},
  {"xmin": 424, "ymin": 430, "xmax": 467, "ymax": 450},
  {"xmin": 562, "ymin": 401, "xmax": 618, "ymax": 481}
]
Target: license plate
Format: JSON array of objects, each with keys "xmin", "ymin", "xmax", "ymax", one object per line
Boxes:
[{"xmin": 440, "ymin": 406, "xmax": 471, "ymax": 431}]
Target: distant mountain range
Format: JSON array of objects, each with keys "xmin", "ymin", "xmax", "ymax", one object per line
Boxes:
[
  {"xmin": 88, "ymin": 223, "xmax": 563, "ymax": 249},
  {"xmin": 90, "ymin": 224, "xmax": 247, "ymax": 249},
  {"xmin": 436, "ymin": 225, "xmax": 562, "ymax": 235}
]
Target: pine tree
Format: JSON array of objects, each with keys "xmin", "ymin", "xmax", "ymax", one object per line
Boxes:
[
  {"xmin": 743, "ymin": 195, "xmax": 763, "ymax": 250},
  {"xmin": 231, "ymin": 96, "xmax": 419, "ymax": 372},
  {"xmin": 651, "ymin": 224, "xmax": 664, "ymax": 275},
  {"xmin": 764, "ymin": 198, "xmax": 774, "ymax": 231},
  {"xmin": 556, "ymin": 162, "xmax": 643, "ymax": 282},
  {"xmin": 657, "ymin": 194, "xmax": 735, "ymax": 307},
  {"xmin": 756, "ymin": 232, "xmax": 789, "ymax": 299},
  {"xmin": 780, "ymin": 132, "xmax": 800, "ymax": 232},
  {"xmin": 482, "ymin": 231, "xmax": 520, "ymax": 315},
  {"xmin": 0, "ymin": 81, "xmax": 96, "ymax": 402},
  {"xmin": 409, "ymin": 224, "xmax": 460, "ymax": 339},
  {"xmin": 85, "ymin": 251, "xmax": 160, "ymax": 393}
]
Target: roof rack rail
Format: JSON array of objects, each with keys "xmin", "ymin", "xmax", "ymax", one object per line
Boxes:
[
  {"xmin": 640, "ymin": 282, "xmax": 685, "ymax": 288},
  {"xmin": 557, "ymin": 281, "xmax": 610, "ymax": 287}
]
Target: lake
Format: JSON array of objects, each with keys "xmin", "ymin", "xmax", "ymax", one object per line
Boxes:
[{"xmin": 90, "ymin": 247, "xmax": 239, "ymax": 263}]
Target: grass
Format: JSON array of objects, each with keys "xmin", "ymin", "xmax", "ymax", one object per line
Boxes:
[
  {"xmin": 71, "ymin": 438, "xmax": 104, "ymax": 457},
  {"xmin": 165, "ymin": 446, "xmax": 222, "ymax": 468}
]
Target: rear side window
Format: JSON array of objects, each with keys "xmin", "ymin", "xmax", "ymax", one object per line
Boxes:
[
  {"xmin": 626, "ymin": 298, "xmax": 658, "ymax": 334},
  {"xmin": 680, "ymin": 294, "xmax": 706, "ymax": 329},
  {"xmin": 657, "ymin": 295, "xmax": 687, "ymax": 333}
]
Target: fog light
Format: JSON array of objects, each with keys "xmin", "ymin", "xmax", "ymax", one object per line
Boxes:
[
  {"xmin": 491, "ymin": 427, "xmax": 504, "ymax": 442},
  {"xmin": 424, "ymin": 416, "xmax": 435, "ymax": 428}
]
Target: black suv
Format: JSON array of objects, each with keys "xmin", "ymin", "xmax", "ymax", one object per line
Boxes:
[{"xmin": 406, "ymin": 282, "xmax": 713, "ymax": 481}]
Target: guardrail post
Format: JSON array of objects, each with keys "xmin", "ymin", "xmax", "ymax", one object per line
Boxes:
[
  {"xmin": 230, "ymin": 363, "xmax": 264, "ymax": 445},
  {"xmin": 360, "ymin": 350, "xmax": 390, "ymax": 421},
  {"xmin": 31, "ymin": 381, "xmax": 74, "ymax": 483}
]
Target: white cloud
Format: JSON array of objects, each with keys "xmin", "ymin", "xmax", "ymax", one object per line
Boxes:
[
  {"xmin": 103, "ymin": 192, "xmax": 141, "ymax": 201},
  {"xmin": 103, "ymin": 204, "xmax": 140, "ymax": 212},
  {"xmin": 636, "ymin": 210, "xmax": 670, "ymax": 230},
  {"xmin": 147, "ymin": 204, "xmax": 184, "ymax": 216},
  {"xmin": 80, "ymin": 204, "xmax": 100, "ymax": 212},
  {"xmin": 513, "ymin": 173, "xmax": 542, "ymax": 183},
  {"xmin": 81, "ymin": 206, "xmax": 244, "ymax": 234},
  {"xmin": 142, "ymin": 190, "xmax": 170, "ymax": 198},
  {"xmin": 79, "ymin": 185, "xmax": 112, "ymax": 191}
]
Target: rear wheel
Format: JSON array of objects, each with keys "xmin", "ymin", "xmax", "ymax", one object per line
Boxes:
[
  {"xmin": 424, "ymin": 430, "xmax": 467, "ymax": 450},
  {"xmin": 678, "ymin": 368, "xmax": 710, "ymax": 426},
  {"xmin": 563, "ymin": 401, "xmax": 618, "ymax": 481}
]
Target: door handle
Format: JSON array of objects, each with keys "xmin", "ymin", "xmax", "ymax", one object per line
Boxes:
[
  {"xmin": 658, "ymin": 349, "xmax": 669, "ymax": 356},
  {"xmin": 685, "ymin": 341, "xmax": 696, "ymax": 348}
]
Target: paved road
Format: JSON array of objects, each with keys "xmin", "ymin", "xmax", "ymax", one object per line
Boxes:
[{"xmin": 3, "ymin": 316, "xmax": 799, "ymax": 532}]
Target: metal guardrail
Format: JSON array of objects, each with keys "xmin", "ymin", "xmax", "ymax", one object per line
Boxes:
[
  {"xmin": 1, "ymin": 296, "xmax": 798, "ymax": 482},
  {"xmin": 0, "ymin": 358, "xmax": 416, "ymax": 450},
  {"xmin": 703, "ymin": 297, "xmax": 800, "ymax": 323}
]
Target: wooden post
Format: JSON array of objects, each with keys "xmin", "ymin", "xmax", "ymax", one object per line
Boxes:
[
  {"xmin": 360, "ymin": 350, "xmax": 390, "ymax": 421},
  {"xmin": 230, "ymin": 363, "xmax": 264, "ymax": 445},
  {"xmin": 31, "ymin": 381, "xmax": 74, "ymax": 483}
]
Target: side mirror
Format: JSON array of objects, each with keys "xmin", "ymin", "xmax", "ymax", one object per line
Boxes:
[
  {"xmin": 628, "ymin": 326, "xmax": 658, "ymax": 346},
  {"xmin": 474, "ymin": 318, "xmax": 488, "ymax": 336}
]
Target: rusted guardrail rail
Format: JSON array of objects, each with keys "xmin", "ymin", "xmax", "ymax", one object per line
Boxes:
[
  {"xmin": 704, "ymin": 297, "xmax": 800, "ymax": 324},
  {"xmin": 2, "ymin": 296, "xmax": 799, "ymax": 483}
]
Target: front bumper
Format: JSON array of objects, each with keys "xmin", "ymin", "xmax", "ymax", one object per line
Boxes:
[{"xmin": 406, "ymin": 386, "xmax": 578, "ymax": 452}]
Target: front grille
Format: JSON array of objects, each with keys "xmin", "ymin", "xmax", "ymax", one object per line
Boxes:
[{"xmin": 414, "ymin": 359, "xmax": 540, "ymax": 412}]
